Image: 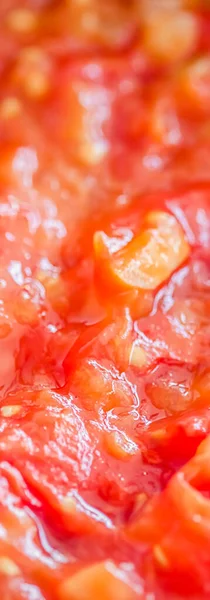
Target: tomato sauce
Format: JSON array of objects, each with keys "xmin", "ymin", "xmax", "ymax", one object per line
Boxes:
[{"xmin": 0, "ymin": 1, "xmax": 210, "ymax": 598}]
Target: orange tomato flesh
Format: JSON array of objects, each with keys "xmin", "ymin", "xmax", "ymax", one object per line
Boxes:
[{"xmin": 94, "ymin": 211, "xmax": 190, "ymax": 291}]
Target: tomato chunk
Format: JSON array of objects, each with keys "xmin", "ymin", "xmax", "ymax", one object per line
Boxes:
[
  {"xmin": 0, "ymin": 1, "xmax": 209, "ymax": 599},
  {"xmin": 58, "ymin": 562, "xmax": 139, "ymax": 600},
  {"xmin": 94, "ymin": 211, "xmax": 190, "ymax": 291}
]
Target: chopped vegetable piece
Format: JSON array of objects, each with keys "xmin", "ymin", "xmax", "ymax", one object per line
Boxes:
[
  {"xmin": 94, "ymin": 211, "xmax": 190, "ymax": 291},
  {"xmin": 58, "ymin": 561, "xmax": 139, "ymax": 600}
]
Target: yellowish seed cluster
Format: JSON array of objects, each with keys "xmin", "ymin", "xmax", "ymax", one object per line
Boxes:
[
  {"xmin": 129, "ymin": 344, "xmax": 147, "ymax": 368},
  {"xmin": 0, "ymin": 97, "xmax": 21, "ymax": 120},
  {"xmin": 0, "ymin": 556, "xmax": 20, "ymax": 576},
  {"xmin": 1, "ymin": 405, "xmax": 21, "ymax": 417},
  {"xmin": 13, "ymin": 47, "xmax": 51, "ymax": 100},
  {"xmin": 6, "ymin": 9, "xmax": 38, "ymax": 34},
  {"xmin": 153, "ymin": 545, "xmax": 169, "ymax": 568}
]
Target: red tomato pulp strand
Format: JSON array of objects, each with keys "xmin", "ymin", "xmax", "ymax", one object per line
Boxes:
[{"xmin": 0, "ymin": 1, "xmax": 209, "ymax": 599}]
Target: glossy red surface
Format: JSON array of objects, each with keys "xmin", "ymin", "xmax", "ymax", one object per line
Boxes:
[{"xmin": 0, "ymin": 1, "xmax": 210, "ymax": 598}]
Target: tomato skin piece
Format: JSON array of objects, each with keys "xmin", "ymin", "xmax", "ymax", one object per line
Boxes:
[
  {"xmin": 125, "ymin": 432, "xmax": 210, "ymax": 596},
  {"xmin": 94, "ymin": 211, "xmax": 190, "ymax": 292},
  {"xmin": 141, "ymin": 407, "xmax": 210, "ymax": 466},
  {"xmin": 0, "ymin": 466, "xmax": 67, "ymax": 600}
]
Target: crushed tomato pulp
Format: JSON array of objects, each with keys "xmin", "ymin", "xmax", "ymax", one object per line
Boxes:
[{"xmin": 0, "ymin": 1, "xmax": 210, "ymax": 598}]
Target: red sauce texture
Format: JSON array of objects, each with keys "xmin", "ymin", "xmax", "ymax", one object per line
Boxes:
[{"xmin": 0, "ymin": 1, "xmax": 210, "ymax": 598}]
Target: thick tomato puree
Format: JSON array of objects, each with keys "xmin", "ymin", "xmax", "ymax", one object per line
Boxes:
[{"xmin": 0, "ymin": 1, "xmax": 210, "ymax": 598}]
